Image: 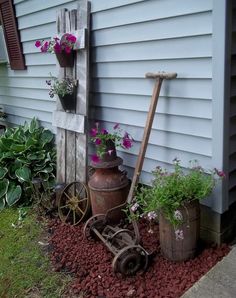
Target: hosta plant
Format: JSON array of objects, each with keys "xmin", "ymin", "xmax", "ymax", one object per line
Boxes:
[{"xmin": 0, "ymin": 118, "xmax": 56, "ymax": 210}]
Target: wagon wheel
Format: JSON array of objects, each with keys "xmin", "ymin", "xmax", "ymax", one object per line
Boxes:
[
  {"xmin": 83, "ymin": 214, "xmax": 106, "ymax": 241},
  {"xmin": 58, "ymin": 181, "xmax": 90, "ymax": 225},
  {"xmin": 112, "ymin": 245, "xmax": 149, "ymax": 276}
]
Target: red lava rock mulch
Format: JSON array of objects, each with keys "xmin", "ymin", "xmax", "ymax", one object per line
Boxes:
[{"xmin": 48, "ymin": 219, "xmax": 230, "ymax": 298}]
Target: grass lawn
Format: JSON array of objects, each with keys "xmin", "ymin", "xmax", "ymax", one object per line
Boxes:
[{"xmin": 0, "ymin": 208, "xmax": 71, "ymax": 298}]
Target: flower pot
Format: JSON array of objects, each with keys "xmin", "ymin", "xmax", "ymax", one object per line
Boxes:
[
  {"xmin": 91, "ymin": 140, "xmax": 120, "ymax": 168},
  {"xmin": 58, "ymin": 87, "xmax": 76, "ymax": 112},
  {"xmin": 159, "ymin": 200, "xmax": 200, "ymax": 262},
  {"xmin": 56, "ymin": 51, "xmax": 74, "ymax": 67}
]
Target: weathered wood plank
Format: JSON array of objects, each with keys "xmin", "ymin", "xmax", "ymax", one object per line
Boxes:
[
  {"xmin": 53, "ymin": 111, "xmax": 85, "ymax": 133},
  {"xmin": 56, "ymin": 128, "xmax": 66, "ymax": 183},
  {"xmin": 66, "ymin": 130, "xmax": 76, "ymax": 182},
  {"xmin": 55, "ymin": 0, "xmax": 90, "ymax": 184},
  {"xmin": 75, "ymin": 133, "xmax": 87, "ymax": 183}
]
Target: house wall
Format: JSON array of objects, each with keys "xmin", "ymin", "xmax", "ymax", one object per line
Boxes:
[
  {"xmin": 0, "ymin": 0, "xmax": 218, "ymax": 207},
  {"xmin": 229, "ymin": 1, "xmax": 236, "ymax": 206},
  {"xmin": 90, "ymin": 0, "xmax": 213, "ymax": 189}
]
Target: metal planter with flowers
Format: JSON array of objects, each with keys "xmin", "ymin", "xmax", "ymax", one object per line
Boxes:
[
  {"xmin": 88, "ymin": 123, "xmax": 133, "ymax": 222},
  {"xmin": 130, "ymin": 159, "xmax": 225, "ymax": 261},
  {"xmin": 35, "ymin": 33, "xmax": 77, "ymax": 67},
  {"xmin": 46, "ymin": 76, "xmax": 77, "ymax": 112}
]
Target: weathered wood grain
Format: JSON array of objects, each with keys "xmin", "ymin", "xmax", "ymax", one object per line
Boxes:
[
  {"xmin": 56, "ymin": 0, "xmax": 90, "ymax": 185},
  {"xmin": 53, "ymin": 111, "xmax": 85, "ymax": 133}
]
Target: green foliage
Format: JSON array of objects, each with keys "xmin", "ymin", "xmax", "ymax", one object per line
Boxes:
[
  {"xmin": 46, "ymin": 74, "xmax": 77, "ymax": 98},
  {"xmin": 0, "ymin": 118, "xmax": 56, "ymax": 210},
  {"xmin": 0, "ymin": 208, "xmax": 71, "ymax": 297},
  {"xmin": 131, "ymin": 159, "xmax": 224, "ymax": 227}
]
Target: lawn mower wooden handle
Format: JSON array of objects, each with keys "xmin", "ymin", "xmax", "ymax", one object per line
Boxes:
[
  {"xmin": 145, "ymin": 72, "xmax": 177, "ymax": 80},
  {"xmin": 127, "ymin": 71, "xmax": 177, "ymax": 205}
]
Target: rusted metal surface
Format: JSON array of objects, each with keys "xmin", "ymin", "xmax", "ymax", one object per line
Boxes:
[
  {"xmin": 58, "ymin": 181, "xmax": 90, "ymax": 225},
  {"xmin": 88, "ymin": 166, "xmax": 129, "ymax": 223}
]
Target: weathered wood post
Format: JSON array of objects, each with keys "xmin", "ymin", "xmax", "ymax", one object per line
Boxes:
[{"xmin": 53, "ymin": 0, "xmax": 90, "ymax": 184}]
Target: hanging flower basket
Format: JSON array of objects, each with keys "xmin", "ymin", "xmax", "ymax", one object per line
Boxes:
[
  {"xmin": 56, "ymin": 50, "xmax": 74, "ymax": 68},
  {"xmin": 35, "ymin": 33, "xmax": 77, "ymax": 68},
  {"xmin": 58, "ymin": 85, "xmax": 77, "ymax": 112}
]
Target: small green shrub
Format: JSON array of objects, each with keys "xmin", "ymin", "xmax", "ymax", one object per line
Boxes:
[{"xmin": 0, "ymin": 118, "xmax": 56, "ymax": 210}]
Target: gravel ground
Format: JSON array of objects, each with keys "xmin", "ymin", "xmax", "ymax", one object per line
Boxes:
[{"xmin": 48, "ymin": 219, "xmax": 230, "ymax": 298}]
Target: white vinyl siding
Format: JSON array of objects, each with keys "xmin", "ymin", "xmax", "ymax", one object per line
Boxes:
[
  {"xmin": 0, "ymin": 0, "xmax": 220, "ymax": 206},
  {"xmin": 90, "ymin": 0, "xmax": 213, "ymax": 186}
]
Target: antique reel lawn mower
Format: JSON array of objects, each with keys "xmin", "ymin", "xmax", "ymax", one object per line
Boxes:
[{"xmin": 83, "ymin": 72, "xmax": 177, "ymax": 276}]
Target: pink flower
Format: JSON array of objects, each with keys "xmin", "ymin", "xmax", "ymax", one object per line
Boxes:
[
  {"xmin": 91, "ymin": 154, "xmax": 100, "ymax": 163},
  {"xmin": 174, "ymin": 210, "xmax": 183, "ymax": 221},
  {"xmin": 95, "ymin": 138, "xmax": 101, "ymax": 145},
  {"xmin": 122, "ymin": 137, "xmax": 132, "ymax": 149},
  {"xmin": 40, "ymin": 41, "xmax": 49, "ymax": 52},
  {"xmin": 214, "ymin": 168, "xmax": 226, "ymax": 178},
  {"xmin": 67, "ymin": 34, "xmax": 76, "ymax": 43},
  {"xmin": 35, "ymin": 40, "xmax": 41, "ymax": 47},
  {"xmin": 131, "ymin": 202, "xmax": 139, "ymax": 212},
  {"xmin": 175, "ymin": 229, "xmax": 184, "ymax": 241},
  {"xmin": 90, "ymin": 128, "xmax": 97, "ymax": 137},
  {"xmin": 54, "ymin": 42, "xmax": 61, "ymax": 53},
  {"xmin": 101, "ymin": 129, "xmax": 108, "ymax": 135},
  {"xmin": 107, "ymin": 149, "xmax": 113, "ymax": 155},
  {"xmin": 147, "ymin": 211, "xmax": 157, "ymax": 220},
  {"xmin": 113, "ymin": 123, "xmax": 120, "ymax": 130},
  {"xmin": 64, "ymin": 46, "xmax": 71, "ymax": 54}
]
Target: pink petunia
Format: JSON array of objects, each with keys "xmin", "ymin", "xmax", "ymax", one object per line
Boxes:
[
  {"xmin": 101, "ymin": 129, "xmax": 108, "ymax": 135},
  {"xmin": 107, "ymin": 149, "xmax": 113, "ymax": 155},
  {"xmin": 90, "ymin": 128, "xmax": 97, "ymax": 137},
  {"xmin": 64, "ymin": 45, "xmax": 71, "ymax": 54},
  {"xmin": 35, "ymin": 40, "xmax": 41, "ymax": 48},
  {"xmin": 54, "ymin": 42, "xmax": 61, "ymax": 53},
  {"xmin": 122, "ymin": 137, "xmax": 132, "ymax": 149},
  {"xmin": 215, "ymin": 168, "xmax": 226, "ymax": 178},
  {"xmin": 113, "ymin": 123, "xmax": 120, "ymax": 130},
  {"xmin": 91, "ymin": 154, "xmax": 100, "ymax": 163},
  {"xmin": 40, "ymin": 41, "xmax": 49, "ymax": 53},
  {"xmin": 67, "ymin": 34, "xmax": 76, "ymax": 43},
  {"xmin": 95, "ymin": 138, "xmax": 102, "ymax": 145}
]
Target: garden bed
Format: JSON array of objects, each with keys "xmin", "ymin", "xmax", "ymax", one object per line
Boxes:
[{"xmin": 48, "ymin": 219, "xmax": 230, "ymax": 298}]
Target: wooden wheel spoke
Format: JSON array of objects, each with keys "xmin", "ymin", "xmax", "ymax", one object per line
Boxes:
[
  {"xmin": 60, "ymin": 204, "xmax": 70, "ymax": 209},
  {"xmin": 65, "ymin": 209, "xmax": 72, "ymax": 221},
  {"xmin": 76, "ymin": 186, "xmax": 84, "ymax": 197},
  {"xmin": 73, "ymin": 210, "xmax": 76, "ymax": 225},
  {"xmin": 64, "ymin": 192, "xmax": 71, "ymax": 200},
  {"xmin": 76, "ymin": 205, "xmax": 85, "ymax": 215},
  {"xmin": 77, "ymin": 197, "xmax": 88, "ymax": 204}
]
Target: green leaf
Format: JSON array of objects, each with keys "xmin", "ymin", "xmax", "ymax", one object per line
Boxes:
[
  {"xmin": 9, "ymin": 162, "xmax": 22, "ymax": 179},
  {"xmin": 6, "ymin": 183, "xmax": 22, "ymax": 206},
  {"xmin": 0, "ymin": 167, "xmax": 8, "ymax": 179},
  {"xmin": 40, "ymin": 129, "xmax": 54, "ymax": 147},
  {"xmin": 0, "ymin": 178, "xmax": 9, "ymax": 198},
  {"xmin": 10, "ymin": 144, "xmax": 26, "ymax": 152},
  {"xmin": 0, "ymin": 197, "xmax": 5, "ymax": 211},
  {"xmin": 29, "ymin": 117, "xmax": 39, "ymax": 133},
  {"xmin": 38, "ymin": 165, "xmax": 54, "ymax": 174},
  {"xmin": 15, "ymin": 167, "xmax": 31, "ymax": 182}
]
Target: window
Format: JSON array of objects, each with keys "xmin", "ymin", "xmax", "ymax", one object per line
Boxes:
[{"xmin": 0, "ymin": 0, "xmax": 26, "ymax": 70}]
